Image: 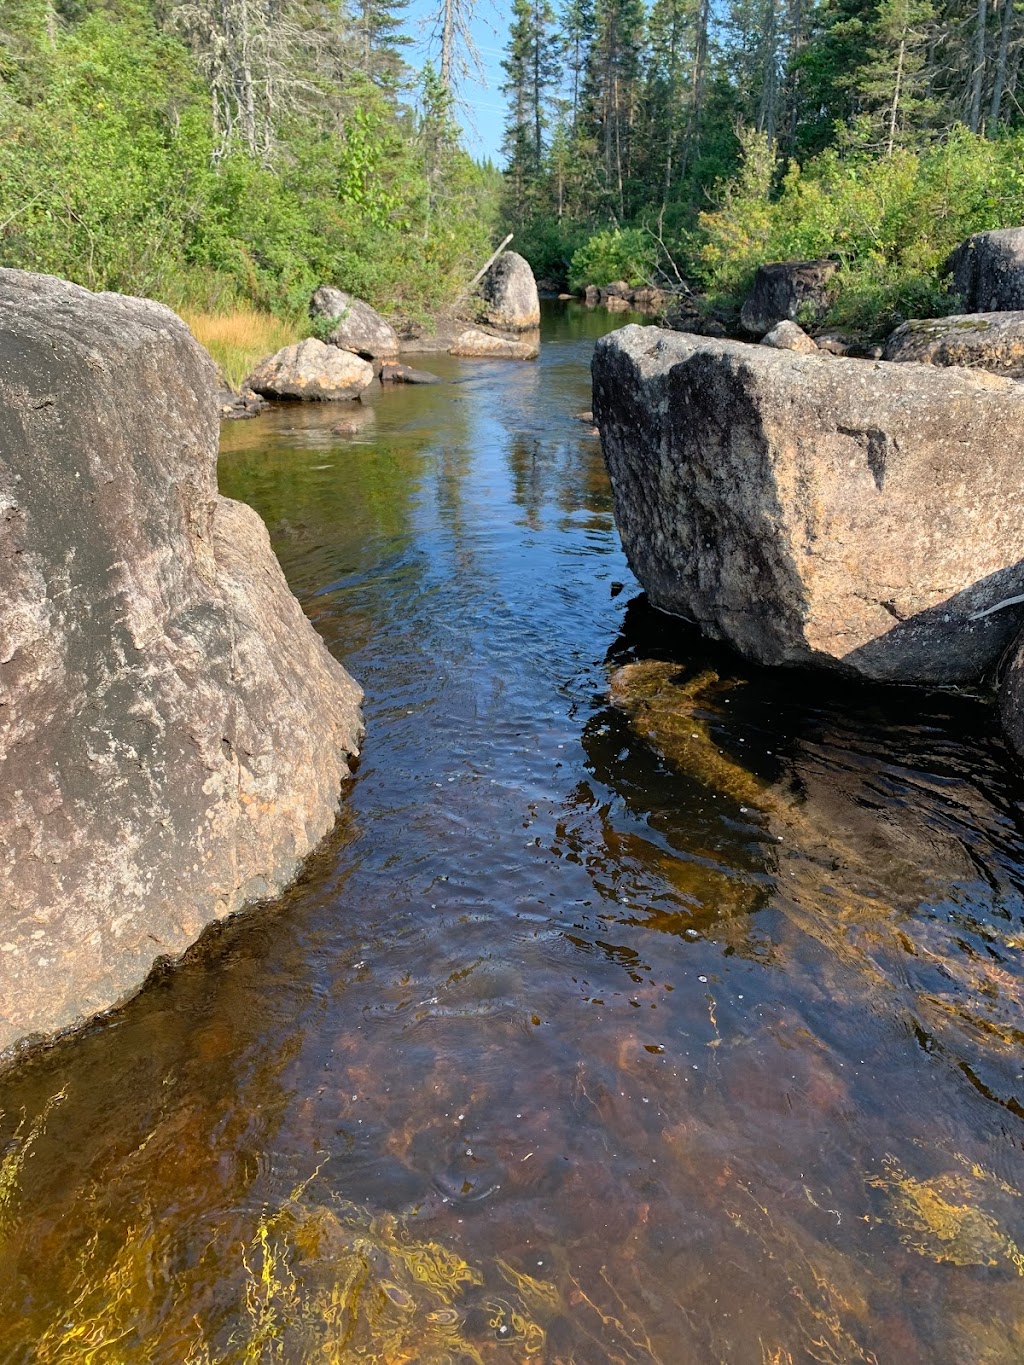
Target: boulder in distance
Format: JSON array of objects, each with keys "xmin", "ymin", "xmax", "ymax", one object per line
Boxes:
[
  {"xmin": 246, "ymin": 338, "xmax": 375, "ymax": 400},
  {"xmin": 883, "ymin": 310, "xmax": 1024, "ymax": 379},
  {"xmin": 760, "ymin": 319, "xmax": 819, "ymax": 353},
  {"xmin": 0, "ymin": 269, "xmax": 364, "ymax": 1056},
  {"xmin": 592, "ymin": 325, "xmax": 1024, "ymax": 684},
  {"xmin": 478, "ymin": 251, "xmax": 541, "ymax": 332},
  {"xmin": 739, "ymin": 259, "xmax": 838, "ymax": 336},
  {"xmin": 946, "ymin": 228, "xmax": 1024, "ymax": 313},
  {"xmin": 450, "ymin": 328, "xmax": 540, "ymax": 360},
  {"xmin": 309, "ymin": 286, "xmax": 400, "ymax": 360}
]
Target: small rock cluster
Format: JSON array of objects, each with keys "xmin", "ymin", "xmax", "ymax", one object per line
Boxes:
[{"xmin": 242, "ymin": 252, "xmax": 543, "ymax": 403}]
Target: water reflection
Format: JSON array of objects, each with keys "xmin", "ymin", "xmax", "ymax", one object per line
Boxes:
[{"xmin": 0, "ymin": 304, "xmax": 1023, "ymax": 1362}]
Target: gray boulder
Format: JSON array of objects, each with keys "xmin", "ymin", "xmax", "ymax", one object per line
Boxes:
[
  {"xmin": 740, "ymin": 259, "xmax": 838, "ymax": 335},
  {"xmin": 309, "ymin": 286, "xmax": 400, "ymax": 360},
  {"xmin": 379, "ymin": 360, "xmax": 442, "ymax": 384},
  {"xmin": 999, "ymin": 632, "xmax": 1024, "ymax": 761},
  {"xmin": 478, "ymin": 251, "xmax": 541, "ymax": 332},
  {"xmin": 246, "ymin": 338, "xmax": 375, "ymax": 400},
  {"xmin": 760, "ymin": 319, "xmax": 818, "ymax": 353},
  {"xmin": 883, "ymin": 310, "xmax": 1024, "ymax": 378},
  {"xmin": 450, "ymin": 328, "xmax": 539, "ymax": 360},
  {"xmin": 0, "ymin": 269, "xmax": 364, "ymax": 1055},
  {"xmin": 946, "ymin": 228, "xmax": 1024, "ymax": 312},
  {"xmin": 592, "ymin": 325, "xmax": 1024, "ymax": 684}
]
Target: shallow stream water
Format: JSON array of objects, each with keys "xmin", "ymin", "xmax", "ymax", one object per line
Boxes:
[{"xmin": 1, "ymin": 303, "xmax": 1023, "ymax": 1362}]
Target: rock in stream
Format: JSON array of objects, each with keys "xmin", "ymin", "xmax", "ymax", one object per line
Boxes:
[{"xmin": 0, "ymin": 269, "xmax": 364, "ymax": 1055}]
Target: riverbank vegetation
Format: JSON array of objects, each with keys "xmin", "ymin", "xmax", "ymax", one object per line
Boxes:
[
  {"xmin": 0, "ymin": 0, "xmax": 501, "ymax": 324},
  {"xmin": 501, "ymin": 0, "xmax": 1024, "ymax": 327}
]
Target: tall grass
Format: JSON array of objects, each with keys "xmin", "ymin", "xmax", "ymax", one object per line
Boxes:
[{"xmin": 181, "ymin": 310, "xmax": 303, "ymax": 391}]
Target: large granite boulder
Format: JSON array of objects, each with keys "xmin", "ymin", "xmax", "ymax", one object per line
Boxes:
[
  {"xmin": 478, "ymin": 251, "xmax": 541, "ymax": 332},
  {"xmin": 946, "ymin": 228, "xmax": 1024, "ymax": 312},
  {"xmin": 246, "ymin": 338, "xmax": 375, "ymax": 400},
  {"xmin": 0, "ymin": 270, "xmax": 364, "ymax": 1054},
  {"xmin": 739, "ymin": 259, "xmax": 838, "ymax": 335},
  {"xmin": 999, "ymin": 636, "xmax": 1024, "ymax": 761},
  {"xmin": 883, "ymin": 310, "xmax": 1024, "ymax": 378},
  {"xmin": 592, "ymin": 325, "xmax": 1024, "ymax": 683},
  {"xmin": 309, "ymin": 286, "xmax": 400, "ymax": 360},
  {"xmin": 449, "ymin": 328, "xmax": 539, "ymax": 360}
]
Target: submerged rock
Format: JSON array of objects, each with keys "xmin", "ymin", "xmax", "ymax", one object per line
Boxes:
[
  {"xmin": 478, "ymin": 251, "xmax": 541, "ymax": 332},
  {"xmin": 450, "ymin": 328, "xmax": 539, "ymax": 360},
  {"xmin": 246, "ymin": 338, "xmax": 375, "ymax": 400},
  {"xmin": 0, "ymin": 269, "xmax": 364, "ymax": 1055},
  {"xmin": 309, "ymin": 286, "xmax": 400, "ymax": 360},
  {"xmin": 739, "ymin": 259, "xmax": 838, "ymax": 336},
  {"xmin": 379, "ymin": 360, "xmax": 442, "ymax": 384},
  {"xmin": 946, "ymin": 227, "xmax": 1024, "ymax": 313},
  {"xmin": 883, "ymin": 310, "xmax": 1024, "ymax": 378},
  {"xmin": 592, "ymin": 325, "xmax": 1024, "ymax": 683}
]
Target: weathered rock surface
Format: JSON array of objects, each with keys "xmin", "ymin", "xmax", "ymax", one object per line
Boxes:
[
  {"xmin": 449, "ymin": 328, "xmax": 540, "ymax": 360},
  {"xmin": 246, "ymin": 338, "xmax": 375, "ymax": 400},
  {"xmin": 883, "ymin": 310, "xmax": 1024, "ymax": 378},
  {"xmin": 0, "ymin": 269, "xmax": 364, "ymax": 1055},
  {"xmin": 309, "ymin": 286, "xmax": 400, "ymax": 359},
  {"xmin": 946, "ymin": 228, "xmax": 1024, "ymax": 313},
  {"xmin": 379, "ymin": 360, "xmax": 441, "ymax": 384},
  {"xmin": 739, "ymin": 259, "xmax": 838, "ymax": 335},
  {"xmin": 478, "ymin": 251, "xmax": 541, "ymax": 332},
  {"xmin": 592, "ymin": 325, "xmax": 1024, "ymax": 683},
  {"xmin": 760, "ymin": 319, "xmax": 818, "ymax": 353}
]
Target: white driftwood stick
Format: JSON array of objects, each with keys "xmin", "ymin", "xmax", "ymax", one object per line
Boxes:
[
  {"xmin": 466, "ymin": 233, "xmax": 514, "ymax": 295},
  {"xmin": 970, "ymin": 594, "xmax": 1024, "ymax": 621}
]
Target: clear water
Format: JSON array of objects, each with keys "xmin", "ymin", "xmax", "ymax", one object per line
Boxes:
[{"xmin": 1, "ymin": 303, "xmax": 1023, "ymax": 1363}]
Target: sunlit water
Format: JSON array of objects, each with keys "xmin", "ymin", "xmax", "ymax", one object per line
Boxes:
[{"xmin": 2, "ymin": 304, "xmax": 1024, "ymax": 1362}]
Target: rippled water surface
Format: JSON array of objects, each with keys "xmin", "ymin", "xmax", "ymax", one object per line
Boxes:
[{"xmin": 2, "ymin": 303, "xmax": 1024, "ymax": 1362}]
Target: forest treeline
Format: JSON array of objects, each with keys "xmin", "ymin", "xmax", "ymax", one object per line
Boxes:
[
  {"xmin": 501, "ymin": 0, "xmax": 1024, "ymax": 329},
  {"xmin": 0, "ymin": 0, "xmax": 501, "ymax": 317},
  {"xmin": 3, "ymin": 0, "xmax": 1024, "ymax": 334}
]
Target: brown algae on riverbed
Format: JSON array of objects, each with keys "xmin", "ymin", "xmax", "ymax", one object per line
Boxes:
[{"xmin": 1, "ymin": 303, "xmax": 1023, "ymax": 1363}]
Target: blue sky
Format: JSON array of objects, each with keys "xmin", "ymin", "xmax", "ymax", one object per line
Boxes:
[{"xmin": 402, "ymin": 0, "xmax": 509, "ymax": 164}]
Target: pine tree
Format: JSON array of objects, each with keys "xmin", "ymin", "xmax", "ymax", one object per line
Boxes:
[
  {"xmin": 584, "ymin": 0, "xmax": 646, "ymax": 218},
  {"xmin": 501, "ymin": 0, "xmax": 559, "ymax": 223},
  {"xmin": 353, "ymin": 0, "xmax": 411, "ymax": 89},
  {"xmin": 848, "ymin": 0, "xmax": 937, "ymax": 152}
]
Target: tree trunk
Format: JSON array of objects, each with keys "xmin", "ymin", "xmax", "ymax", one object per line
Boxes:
[
  {"xmin": 887, "ymin": 32, "xmax": 906, "ymax": 155},
  {"xmin": 989, "ymin": 0, "xmax": 1015, "ymax": 125},
  {"xmin": 969, "ymin": 0, "xmax": 987, "ymax": 133}
]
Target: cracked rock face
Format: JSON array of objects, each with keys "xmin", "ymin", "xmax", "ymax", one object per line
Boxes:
[
  {"xmin": 0, "ymin": 269, "xmax": 364, "ymax": 1056},
  {"xmin": 592, "ymin": 325, "xmax": 1024, "ymax": 683}
]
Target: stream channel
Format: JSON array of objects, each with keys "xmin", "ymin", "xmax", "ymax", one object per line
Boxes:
[{"xmin": 1, "ymin": 303, "xmax": 1023, "ymax": 1362}]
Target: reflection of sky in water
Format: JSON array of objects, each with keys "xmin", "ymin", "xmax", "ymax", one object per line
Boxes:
[{"xmin": 1, "ymin": 304, "xmax": 1023, "ymax": 1363}]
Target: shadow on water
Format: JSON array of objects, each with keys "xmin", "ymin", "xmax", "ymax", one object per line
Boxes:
[{"xmin": 1, "ymin": 303, "xmax": 1024, "ymax": 1362}]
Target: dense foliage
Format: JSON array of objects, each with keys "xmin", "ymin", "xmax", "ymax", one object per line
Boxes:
[
  {"xmin": 500, "ymin": 0, "xmax": 1024, "ymax": 324},
  {"xmin": 0, "ymin": 0, "xmax": 501, "ymax": 318}
]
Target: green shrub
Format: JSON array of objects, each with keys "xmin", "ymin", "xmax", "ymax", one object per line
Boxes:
[
  {"xmin": 690, "ymin": 124, "xmax": 1024, "ymax": 333},
  {"xmin": 568, "ymin": 227, "xmax": 658, "ymax": 290}
]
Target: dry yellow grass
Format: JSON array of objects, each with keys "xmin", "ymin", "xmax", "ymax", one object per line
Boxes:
[{"xmin": 181, "ymin": 310, "xmax": 302, "ymax": 391}]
